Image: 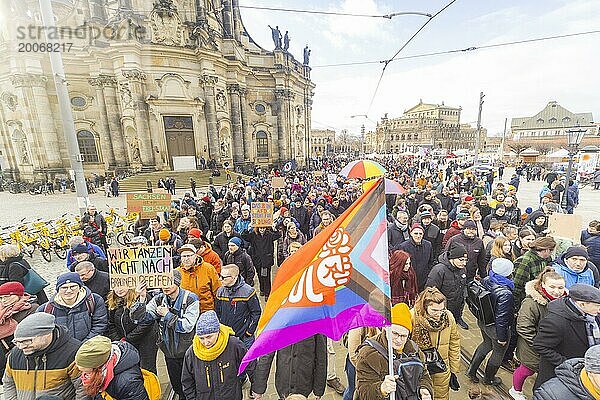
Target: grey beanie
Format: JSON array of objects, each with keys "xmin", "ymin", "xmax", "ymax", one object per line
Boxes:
[
  {"xmin": 14, "ymin": 313, "xmax": 55, "ymax": 339},
  {"xmin": 585, "ymin": 344, "xmax": 600, "ymax": 374},
  {"xmin": 196, "ymin": 310, "xmax": 220, "ymax": 336}
]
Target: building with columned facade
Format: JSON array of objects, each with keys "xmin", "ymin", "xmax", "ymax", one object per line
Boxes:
[
  {"xmin": 0, "ymin": 0, "xmax": 315, "ymax": 180},
  {"xmin": 364, "ymin": 100, "xmax": 486, "ymax": 154}
]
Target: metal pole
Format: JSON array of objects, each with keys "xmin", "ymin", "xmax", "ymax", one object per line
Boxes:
[
  {"xmin": 474, "ymin": 91, "xmax": 484, "ymax": 164},
  {"xmin": 500, "ymin": 117, "xmax": 507, "ymax": 161},
  {"xmin": 38, "ymin": 0, "xmax": 89, "ymax": 215},
  {"xmin": 563, "ymin": 148, "xmax": 574, "ymax": 209},
  {"xmin": 386, "ymin": 325, "xmax": 396, "ymax": 400}
]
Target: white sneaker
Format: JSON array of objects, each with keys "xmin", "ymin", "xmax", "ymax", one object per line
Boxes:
[{"xmin": 509, "ymin": 387, "xmax": 527, "ymax": 400}]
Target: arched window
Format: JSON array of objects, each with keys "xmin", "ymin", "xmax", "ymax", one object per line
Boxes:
[
  {"xmin": 77, "ymin": 130, "xmax": 100, "ymax": 163},
  {"xmin": 256, "ymin": 130, "xmax": 269, "ymax": 157}
]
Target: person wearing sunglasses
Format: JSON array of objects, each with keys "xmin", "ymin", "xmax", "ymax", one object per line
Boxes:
[{"xmin": 3, "ymin": 312, "xmax": 87, "ymax": 400}]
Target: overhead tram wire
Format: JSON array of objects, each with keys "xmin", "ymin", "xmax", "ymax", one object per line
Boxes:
[
  {"xmin": 238, "ymin": 5, "xmax": 432, "ymax": 19},
  {"xmin": 101, "ymin": 4, "xmax": 432, "ymax": 19},
  {"xmin": 365, "ymin": 0, "xmax": 457, "ymax": 115},
  {"xmin": 312, "ymin": 28, "xmax": 600, "ymax": 68}
]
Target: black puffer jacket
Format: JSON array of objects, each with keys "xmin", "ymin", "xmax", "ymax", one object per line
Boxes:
[
  {"xmin": 290, "ymin": 205, "xmax": 311, "ymax": 236},
  {"xmin": 252, "ymin": 335, "xmax": 327, "ymax": 399},
  {"xmin": 107, "ymin": 299, "xmax": 158, "ymax": 373},
  {"xmin": 533, "ymin": 358, "xmax": 591, "ymax": 400},
  {"xmin": 181, "ymin": 334, "xmax": 251, "ymax": 400},
  {"xmin": 70, "ymin": 253, "xmax": 109, "ymax": 273},
  {"xmin": 210, "ymin": 209, "xmax": 229, "ymax": 236},
  {"xmin": 421, "ymin": 222, "xmax": 442, "ymax": 259},
  {"xmin": 212, "ymin": 231, "xmax": 241, "ymax": 259},
  {"xmin": 481, "ymin": 275, "xmax": 514, "ymax": 342},
  {"xmin": 399, "ymin": 238, "xmax": 433, "ymax": 290},
  {"xmin": 241, "ymin": 228, "xmax": 281, "ymax": 269},
  {"xmin": 425, "ymin": 253, "xmax": 467, "ymax": 316},
  {"xmin": 103, "ymin": 341, "xmax": 149, "ymax": 400},
  {"xmin": 387, "ymin": 222, "xmax": 410, "ymax": 252},
  {"xmin": 533, "ymin": 297, "xmax": 592, "ymax": 388},
  {"xmin": 446, "ymin": 232, "xmax": 486, "ymax": 280},
  {"xmin": 223, "ymin": 248, "xmax": 256, "ymax": 287}
]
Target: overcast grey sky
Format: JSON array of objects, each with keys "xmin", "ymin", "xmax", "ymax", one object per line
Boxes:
[{"xmin": 241, "ymin": 0, "xmax": 600, "ymax": 136}]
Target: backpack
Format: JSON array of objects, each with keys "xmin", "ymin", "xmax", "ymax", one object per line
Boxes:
[
  {"xmin": 101, "ymin": 368, "xmax": 161, "ymax": 400},
  {"xmin": 365, "ymin": 338, "xmax": 426, "ymax": 400},
  {"xmin": 44, "ymin": 293, "xmax": 96, "ymax": 315},
  {"xmin": 466, "ymin": 279, "xmax": 495, "ymax": 326},
  {"xmin": 158, "ymin": 290, "xmax": 195, "ymax": 358}
]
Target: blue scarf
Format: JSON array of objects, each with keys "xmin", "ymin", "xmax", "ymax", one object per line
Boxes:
[{"xmin": 489, "ymin": 270, "xmax": 515, "ymax": 290}]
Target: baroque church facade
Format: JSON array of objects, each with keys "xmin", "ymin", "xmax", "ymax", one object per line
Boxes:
[{"xmin": 0, "ymin": 0, "xmax": 315, "ymax": 180}]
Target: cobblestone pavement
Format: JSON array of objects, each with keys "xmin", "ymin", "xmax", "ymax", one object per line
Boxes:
[{"xmin": 1, "ymin": 169, "xmax": 598, "ymax": 399}]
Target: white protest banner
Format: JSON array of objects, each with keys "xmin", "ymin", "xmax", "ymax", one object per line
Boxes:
[{"xmin": 108, "ymin": 246, "xmax": 173, "ymax": 289}]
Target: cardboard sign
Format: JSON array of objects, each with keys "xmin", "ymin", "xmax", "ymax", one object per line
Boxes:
[
  {"xmin": 272, "ymin": 177, "xmax": 286, "ymax": 188},
  {"xmin": 313, "ymin": 171, "xmax": 324, "ymax": 177},
  {"xmin": 548, "ymin": 213, "xmax": 583, "ymax": 244},
  {"xmin": 251, "ymin": 202, "xmax": 274, "ymax": 227},
  {"xmin": 108, "ymin": 246, "xmax": 173, "ymax": 289},
  {"xmin": 127, "ymin": 193, "xmax": 172, "ymax": 218}
]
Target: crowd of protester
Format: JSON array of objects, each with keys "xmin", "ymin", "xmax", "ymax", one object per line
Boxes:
[{"xmin": 0, "ymin": 157, "xmax": 599, "ymax": 400}]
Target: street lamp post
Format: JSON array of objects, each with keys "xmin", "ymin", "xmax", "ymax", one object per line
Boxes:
[{"xmin": 562, "ymin": 126, "xmax": 586, "ymax": 210}]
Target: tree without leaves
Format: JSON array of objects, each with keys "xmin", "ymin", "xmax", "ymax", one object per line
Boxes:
[
  {"xmin": 533, "ymin": 143, "xmax": 553, "ymax": 155},
  {"xmin": 506, "ymin": 141, "xmax": 529, "ymax": 155}
]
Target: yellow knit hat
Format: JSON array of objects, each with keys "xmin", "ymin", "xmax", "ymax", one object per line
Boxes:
[
  {"xmin": 391, "ymin": 303, "xmax": 412, "ymax": 332},
  {"xmin": 159, "ymin": 228, "xmax": 171, "ymax": 241}
]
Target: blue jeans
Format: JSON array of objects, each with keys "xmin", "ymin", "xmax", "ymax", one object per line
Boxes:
[{"xmin": 343, "ymin": 355, "xmax": 356, "ymax": 400}]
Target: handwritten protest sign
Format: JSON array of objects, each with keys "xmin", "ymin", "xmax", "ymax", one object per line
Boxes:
[
  {"xmin": 108, "ymin": 246, "xmax": 173, "ymax": 289},
  {"xmin": 251, "ymin": 202, "xmax": 274, "ymax": 227},
  {"xmin": 127, "ymin": 193, "xmax": 172, "ymax": 218},
  {"xmin": 272, "ymin": 177, "xmax": 286, "ymax": 188},
  {"xmin": 548, "ymin": 213, "xmax": 583, "ymax": 244}
]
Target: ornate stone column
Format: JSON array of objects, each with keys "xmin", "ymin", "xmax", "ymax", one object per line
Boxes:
[
  {"xmin": 195, "ymin": 0, "xmax": 207, "ymax": 23},
  {"xmin": 89, "ymin": 76, "xmax": 116, "ymax": 168},
  {"xmin": 227, "ymin": 83, "xmax": 244, "ymax": 166},
  {"xmin": 10, "ymin": 73, "xmax": 63, "ymax": 170},
  {"xmin": 121, "ymin": 69, "xmax": 155, "ymax": 169},
  {"xmin": 231, "ymin": 0, "xmax": 242, "ymax": 41},
  {"xmin": 101, "ymin": 77, "xmax": 128, "ymax": 167},
  {"xmin": 239, "ymin": 87, "xmax": 251, "ymax": 162},
  {"xmin": 201, "ymin": 75, "xmax": 220, "ymax": 163},
  {"xmin": 221, "ymin": 0, "xmax": 234, "ymax": 38},
  {"xmin": 274, "ymin": 89, "xmax": 293, "ymax": 162}
]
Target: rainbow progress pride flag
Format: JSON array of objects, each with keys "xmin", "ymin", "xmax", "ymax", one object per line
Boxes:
[{"xmin": 239, "ymin": 178, "xmax": 391, "ymax": 372}]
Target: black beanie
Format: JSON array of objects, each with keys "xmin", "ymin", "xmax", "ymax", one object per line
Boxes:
[
  {"xmin": 448, "ymin": 243, "xmax": 468, "ymax": 260},
  {"xmin": 564, "ymin": 246, "xmax": 589, "ymax": 260}
]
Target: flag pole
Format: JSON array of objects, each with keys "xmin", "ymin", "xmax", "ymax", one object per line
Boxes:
[
  {"xmin": 381, "ymin": 174, "xmax": 395, "ymax": 400},
  {"xmin": 386, "ymin": 325, "xmax": 396, "ymax": 400}
]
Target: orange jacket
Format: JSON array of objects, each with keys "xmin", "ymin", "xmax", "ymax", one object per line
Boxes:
[
  {"xmin": 200, "ymin": 242, "xmax": 222, "ymax": 274},
  {"xmin": 176, "ymin": 261, "xmax": 221, "ymax": 312}
]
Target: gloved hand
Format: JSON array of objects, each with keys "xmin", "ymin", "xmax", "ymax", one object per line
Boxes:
[
  {"xmin": 380, "ymin": 375, "xmax": 396, "ymax": 396},
  {"xmin": 449, "ymin": 373, "xmax": 460, "ymax": 391}
]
